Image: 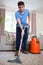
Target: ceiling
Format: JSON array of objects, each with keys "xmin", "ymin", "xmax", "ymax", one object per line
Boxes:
[{"xmin": 0, "ymin": 0, "xmax": 43, "ymax": 12}]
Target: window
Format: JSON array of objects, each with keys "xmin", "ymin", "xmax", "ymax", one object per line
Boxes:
[{"xmin": 5, "ymin": 10, "xmax": 16, "ymax": 33}]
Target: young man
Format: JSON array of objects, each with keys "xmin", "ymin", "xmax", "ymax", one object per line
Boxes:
[{"xmin": 15, "ymin": 1, "xmax": 30, "ymax": 56}]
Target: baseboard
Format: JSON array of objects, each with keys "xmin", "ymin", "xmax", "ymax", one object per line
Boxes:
[{"xmin": 0, "ymin": 49, "xmax": 43, "ymax": 52}]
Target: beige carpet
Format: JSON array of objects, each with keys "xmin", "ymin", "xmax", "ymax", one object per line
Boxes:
[{"xmin": 0, "ymin": 51, "xmax": 43, "ymax": 65}]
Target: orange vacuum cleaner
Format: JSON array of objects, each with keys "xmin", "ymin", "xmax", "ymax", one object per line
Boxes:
[{"xmin": 30, "ymin": 36, "xmax": 40, "ymax": 54}]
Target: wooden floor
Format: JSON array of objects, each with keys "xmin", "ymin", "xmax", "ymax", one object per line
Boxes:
[{"xmin": 0, "ymin": 51, "xmax": 43, "ymax": 65}]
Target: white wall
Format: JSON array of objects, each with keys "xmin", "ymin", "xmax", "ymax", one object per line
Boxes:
[
  {"xmin": 0, "ymin": 0, "xmax": 43, "ymax": 11},
  {"xmin": 36, "ymin": 12, "xmax": 43, "ymax": 35}
]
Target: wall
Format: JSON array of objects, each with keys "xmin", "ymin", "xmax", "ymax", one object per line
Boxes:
[{"xmin": 36, "ymin": 12, "xmax": 43, "ymax": 35}]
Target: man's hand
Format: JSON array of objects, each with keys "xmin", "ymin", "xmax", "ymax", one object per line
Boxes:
[{"xmin": 27, "ymin": 23, "xmax": 30, "ymax": 26}]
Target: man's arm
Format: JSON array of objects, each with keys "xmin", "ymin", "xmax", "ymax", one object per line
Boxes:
[
  {"xmin": 15, "ymin": 13, "xmax": 23, "ymax": 30},
  {"xmin": 27, "ymin": 16, "xmax": 30, "ymax": 26},
  {"xmin": 17, "ymin": 19, "xmax": 24, "ymax": 35},
  {"xmin": 27, "ymin": 10, "xmax": 30, "ymax": 26},
  {"xmin": 17, "ymin": 19, "xmax": 23, "ymax": 30}
]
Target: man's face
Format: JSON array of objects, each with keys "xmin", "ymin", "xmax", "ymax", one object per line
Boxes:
[{"xmin": 18, "ymin": 5, "xmax": 25, "ymax": 12}]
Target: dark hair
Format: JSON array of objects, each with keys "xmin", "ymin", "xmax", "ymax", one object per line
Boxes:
[{"xmin": 17, "ymin": 1, "xmax": 25, "ymax": 6}]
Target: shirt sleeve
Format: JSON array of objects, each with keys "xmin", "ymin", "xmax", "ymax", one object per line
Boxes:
[{"xmin": 15, "ymin": 12, "xmax": 20, "ymax": 20}]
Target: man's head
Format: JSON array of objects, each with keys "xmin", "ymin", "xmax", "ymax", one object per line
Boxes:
[{"xmin": 17, "ymin": 1, "xmax": 25, "ymax": 12}]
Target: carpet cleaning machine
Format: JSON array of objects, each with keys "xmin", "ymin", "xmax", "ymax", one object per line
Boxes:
[
  {"xmin": 8, "ymin": 26, "xmax": 29, "ymax": 64},
  {"xmin": 30, "ymin": 36, "xmax": 40, "ymax": 54}
]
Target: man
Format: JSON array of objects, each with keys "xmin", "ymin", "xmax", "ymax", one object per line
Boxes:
[{"xmin": 15, "ymin": 1, "xmax": 30, "ymax": 56}]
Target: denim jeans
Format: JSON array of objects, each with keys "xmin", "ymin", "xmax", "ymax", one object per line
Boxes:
[{"xmin": 16, "ymin": 25, "xmax": 30, "ymax": 51}]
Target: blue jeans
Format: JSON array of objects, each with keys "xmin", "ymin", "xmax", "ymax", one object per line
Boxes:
[{"xmin": 16, "ymin": 25, "xmax": 30, "ymax": 51}]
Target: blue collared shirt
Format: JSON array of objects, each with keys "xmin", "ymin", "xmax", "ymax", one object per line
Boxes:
[{"xmin": 15, "ymin": 9, "xmax": 30, "ymax": 27}]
